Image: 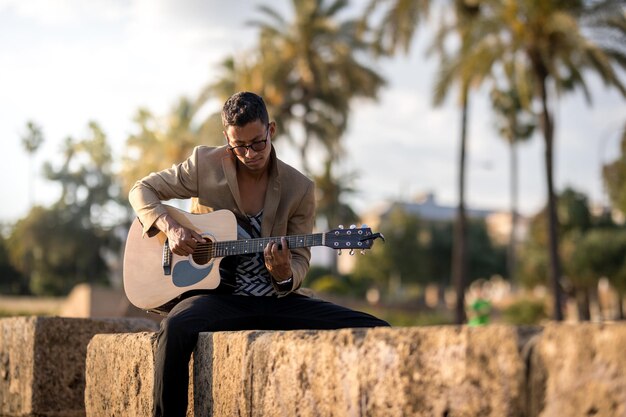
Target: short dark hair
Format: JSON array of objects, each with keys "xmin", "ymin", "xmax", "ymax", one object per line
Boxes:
[{"xmin": 221, "ymin": 92, "xmax": 269, "ymax": 128}]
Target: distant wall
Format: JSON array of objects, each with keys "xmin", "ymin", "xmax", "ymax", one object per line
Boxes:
[
  {"xmin": 0, "ymin": 285, "xmax": 160, "ymax": 323},
  {"xmin": 0, "ymin": 295, "xmax": 64, "ymax": 316}
]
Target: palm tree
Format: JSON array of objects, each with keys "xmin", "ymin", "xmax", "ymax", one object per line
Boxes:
[
  {"xmin": 362, "ymin": 0, "xmax": 495, "ymax": 323},
  {"xmin": 247, "ymin": 0, "xmax": 386, "ymax": 173},
  {"xmin": 196, "ymin": 2, "xmax": 386, "ymax": 243},
  {"xmin": 489, "ymin": 60, "xmax": 536, "ymax": 284},
  {"xmin": 195, "ymin": 55, "xmax": 296, "ymax": 147},
  {"xmin": 21, "ymin": 120, "xmax": 44, "ymax": 209},
  {"xmin": 313, "ymin": 158, "xmax": 360, "ymax": 275},
  {"xmin": 490, "ymin": 0, "xmax": 626, "ymax": 320},
  {"xmin": 430, "ymin": 0, "xmax": 503, "ymax": 324},
  {"xmin": 361, "ymin": 0, "xmax": 430, "ymax": 56},
  {"xmin": 603, "ymin": 123, "xmax": 626, "ymax": 214},
  {"xmin": 120, "ymin": 97, "xmax": 221, "ymax": 195},
  {"xmin": 242, "ymin": 0, "xmax": 388, "ymax": 278}
]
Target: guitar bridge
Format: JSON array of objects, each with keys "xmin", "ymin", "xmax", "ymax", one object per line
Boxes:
[{"xmin": 163, "ymin": 239, "xmax": 172, "ymax": 276}]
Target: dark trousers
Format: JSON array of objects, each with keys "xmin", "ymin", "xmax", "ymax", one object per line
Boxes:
[{"xmin": 153, "ymin": 293, "xmax": 389, "ymax": 417}]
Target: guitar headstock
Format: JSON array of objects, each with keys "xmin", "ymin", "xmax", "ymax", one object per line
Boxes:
[{"xmin": 323, "ymin": 225, "xmax": 385, "ymax": 254}]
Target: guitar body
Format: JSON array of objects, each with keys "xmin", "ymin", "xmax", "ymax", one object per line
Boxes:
[
  {"xmin": 123, "ymin": 207, "xmax": 237, "ymax": 312},
  {"xmin": 123, "ymin": 205, "xmax": 384, "ymax": 314}
]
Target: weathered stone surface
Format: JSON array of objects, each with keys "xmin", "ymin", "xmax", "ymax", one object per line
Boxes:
[
  {"xmin": 84, "ymin": 332, "xmax": 156, "ymax": 417},
  {"xmin": 0, "ymin": 316, "xmax": 157, "ymax": 417},
  {"xmin": 79, "ymin": 323, "xmax": 626, "ymax": 417},
  {"xmin": 84, "ymin": 332, "xmax": 194, "ymax": 417},
  {"xmin": 193, "ymin": 326, "xmax": 537, "ymax": 417},
  {"xmin": 528, "ymin": 322, "xmax": 626, "ymax": 417}
]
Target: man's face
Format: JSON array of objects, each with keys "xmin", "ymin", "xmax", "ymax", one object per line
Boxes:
[{"xmin": 224, "ymin": 120, "xmax": 274, "ymax": 173}]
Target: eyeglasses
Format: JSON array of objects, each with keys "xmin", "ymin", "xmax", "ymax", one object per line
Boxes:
[{"xmin": 227, "ymin": 126, "xmax": 270, "ymax": 156}]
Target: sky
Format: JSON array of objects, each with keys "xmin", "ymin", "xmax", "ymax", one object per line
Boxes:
[{"xmin": 1, "ymin": 0, "xmax": 625, "ymax": 226}]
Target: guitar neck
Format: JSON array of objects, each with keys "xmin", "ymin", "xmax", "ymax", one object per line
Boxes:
[{"xmin": 211, "ymin": 233, "xmax": 325, "ymax": 257}]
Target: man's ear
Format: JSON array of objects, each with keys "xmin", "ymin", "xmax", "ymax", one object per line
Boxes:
[{"xmin": 268, "ymin": 121, "xmax": 276, "ymax": 138}]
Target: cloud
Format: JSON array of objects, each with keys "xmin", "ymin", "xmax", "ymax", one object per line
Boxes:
[
  {"xmin": 0, "ymin": 0, "xmax": 128, "ymax": 25},
  {"xmin": 1, "ymin": 0, "xmax": 625, "ymax": 223}
]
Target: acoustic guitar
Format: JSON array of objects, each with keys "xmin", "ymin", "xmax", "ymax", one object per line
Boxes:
[{"xmin": 123, "ymin": 205, "xmax": 384, "ymax": 313}]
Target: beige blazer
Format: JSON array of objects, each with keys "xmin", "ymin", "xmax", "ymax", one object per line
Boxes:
[{"xmin": 128, "ymin": 145, "xmax": 316, "ymax": 293}]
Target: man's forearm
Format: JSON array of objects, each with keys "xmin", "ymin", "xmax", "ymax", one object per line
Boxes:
[{"xmin": 154, "ymin": 213, "xmax": 180, "ymax": 234}]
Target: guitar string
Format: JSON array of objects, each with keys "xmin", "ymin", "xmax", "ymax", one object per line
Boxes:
[
  {"xmin": 190, "ymin": 234, "xmax": 327, "ymax": 257},
  {"xmin": 185, "ymin": 229, "xmax": 370, "ymax": 258},
  {"xmin": 187, "ymin": 231, "xmax": 373, "ymax": 259}
]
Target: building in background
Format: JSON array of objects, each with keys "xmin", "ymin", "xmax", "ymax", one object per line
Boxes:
[{"xmin": 340, "ymin": 192, "xmax": 528, "ymax": 274}]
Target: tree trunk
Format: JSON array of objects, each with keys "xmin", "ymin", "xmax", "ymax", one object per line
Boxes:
[
  {"xmin": 537, "ymin": 73, "xmax": 564, "ymax": 321},
  {"xmin": 617, "ymin": 290, "xmax": 624, "ymax": 320},
  {"xmin": 452, "ymin": 87, "xmax": 469, "ymax": 325},
  {"xmin": 576, "ymin": 288, "xmax": 591, "ymax": 321},
  {"xmin": 508, "ymin": 134, "xmax": 519, "ymax": 284}
]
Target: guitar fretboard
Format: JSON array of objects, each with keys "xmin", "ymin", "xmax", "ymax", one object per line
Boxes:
[{"xmin": 211, "ymin": 233, "xmax": 325, "ymax": 257}]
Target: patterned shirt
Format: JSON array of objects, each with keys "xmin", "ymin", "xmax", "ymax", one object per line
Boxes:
[{"xmin": 232, "ymin": 211, "xmax": 276, "ymax": 296}]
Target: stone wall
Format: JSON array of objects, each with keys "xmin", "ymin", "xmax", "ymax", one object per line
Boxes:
[
  {"xmin": 3, "ymin": 319, "xmax": 626, "ymax": 417},
  {"xmin": 0, "ymin": 316, "xmax": 158, "ymax": 417},
  {"xmin": 192, "ymin": 326, "xmax": 536, "ymax": 417},
  {"xmin": 83, "ymin": 323, "xmax": 626, "ymax": 417},
  {"xmin": 527, "ymin": 323, "xmax": 626, "ymax": 417}
]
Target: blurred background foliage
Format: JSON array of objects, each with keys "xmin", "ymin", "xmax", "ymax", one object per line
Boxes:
[{"xmin": 2, "ymin": 0, "xmax": 626, "ymax": 326}]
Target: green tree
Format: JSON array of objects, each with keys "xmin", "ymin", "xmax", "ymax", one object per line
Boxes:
[
  {"xmin": 568, "ymin": 228, "xmax": 626, "ymax": 320},
  {"xmin": 8, "ymin": 122, "xmax": 123, "ymax": 295},
  {"xmin": 352, "ymin": 204, "xmax": 505, "ymax": 300},
  {"xmin": 20, "ymin": 120, "xmax": 44, "ymax": 209},
  {"xmin": 246, "ymin": 0, "xmax": 386, "ymax": 172},
  {"xmin": 0, "ymin": 232, "xmax": 25, "ymax": 294},
  {"xmin": 361, "ymin": 1, "xmax": 500, "ymax": 322},
  {"xmin": 313, "ymin": 159, "xmax": 360, "ymax": 275},
  {"xmin": 603, "ymin": 124, "xmax": 626, "ymax": 214},
  {"xmin": 199, "ymin": 0, "xmax": 385, "ymax": 173},
  {"xmin": 351, "ymin": 206, "xmax": 425, "ymax": 296},
  {"xmin": 430, "ymin": 0, "xmax": 500, "ymax": 324},
  {"xmin": 519, "ymin": 187, "xmax": 611, "ymax": 320},
  {"xmin": 490, "ymin": 0, "xmax": 626, "ymax": 320},
  {"xmin": 120, "ymin": 97, "xmax": 222, "ymax": 196},
  {"xmin": 9, "ymin": 206, "xmax": 112, "ymax": 295},
  {"xmin": 489, "ymin": 60, "xmax": 536, "ymax": 284},
  {"xmin": 192, "ymin": 5, "xmax": 382, "ymax": 283},
  {"xmin": 361, "ymin": 0, "xmax": 430, "ymax": 56},
  {"xmin": 197, "ymin": 0, "xmax": 386, "ymax": 252}
]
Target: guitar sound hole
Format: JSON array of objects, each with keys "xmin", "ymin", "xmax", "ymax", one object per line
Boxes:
[{"xmin": 192, "ymin": 242, "xmax": 212, "ymax": 265}]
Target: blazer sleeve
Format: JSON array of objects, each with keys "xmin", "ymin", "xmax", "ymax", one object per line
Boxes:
[{"xmin": 128, "ymin": 147, "xmax": 200, "ymax": 235}]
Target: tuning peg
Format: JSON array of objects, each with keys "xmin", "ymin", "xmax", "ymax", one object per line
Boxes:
[
  {"xmin": 349, "ymin": 249, "xmax": 355, "ymax": 256},
  {"xmin": 361, "ymin": 224, "xmax": 368, "ymax": 229},
  {"xmin": 338, "ymin": 225, "xmax": 344, "ymax": 229},
  {"xmin": 350, "ymin": 224, "xmax": 356, "ymax": 229},
  {"xmin": 337, "ymin": 249, "xmax": 342, "ymax": 256},
  {"xmin": 360, "ymin": 250, "xmax": 366, "ymax": 255}
]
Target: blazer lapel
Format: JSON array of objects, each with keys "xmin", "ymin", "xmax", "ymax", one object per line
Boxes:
[
  {"xmin": 261, "ymin": 148, "xmax": 281, "ymax": 237},
  {"xmin": 222, "ymin": 154, "xmax": 245, "ymax": 216}
]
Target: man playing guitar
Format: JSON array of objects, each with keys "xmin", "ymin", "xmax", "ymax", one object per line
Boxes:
[{"xmin": 129, "ymin": 91, "xmax": 389, "ymax": 417}]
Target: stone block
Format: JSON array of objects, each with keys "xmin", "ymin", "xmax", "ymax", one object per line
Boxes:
[
  {"xmin": 85, "ymin": 332, "xmax": 194, "ymax": 417},
  {"xmin": 84, "ymin": 332, "xmax": 156, "ymax": 417},
  {"xmin": 0, "ymin": 316, "xmax": 157, "ymax": 417},
  {"xmin": 527, "ymin": 322, "xmax": 626, "ymax": 417},
  {"xmin": 193, "ymin": 325, "xmax": 537, "ymax": 417}
]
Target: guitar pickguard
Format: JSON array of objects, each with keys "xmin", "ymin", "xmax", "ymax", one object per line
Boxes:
[{"xmin": 172, "ymin": 260, "xmax": 214, "ymax": 287}]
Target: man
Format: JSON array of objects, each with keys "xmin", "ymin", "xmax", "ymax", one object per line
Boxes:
[{"xmin": 129, "ymin": 91, "xmax": 388, "ymax": 417}]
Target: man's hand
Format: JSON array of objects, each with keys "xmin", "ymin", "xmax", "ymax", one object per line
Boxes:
[
  {"xmin": 263, "ymin": 237, "xmax": 292, "ymax": 281},
  {"xmin": 155, "ymin": 213, "xmax": 205, "ymax": 256}
]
